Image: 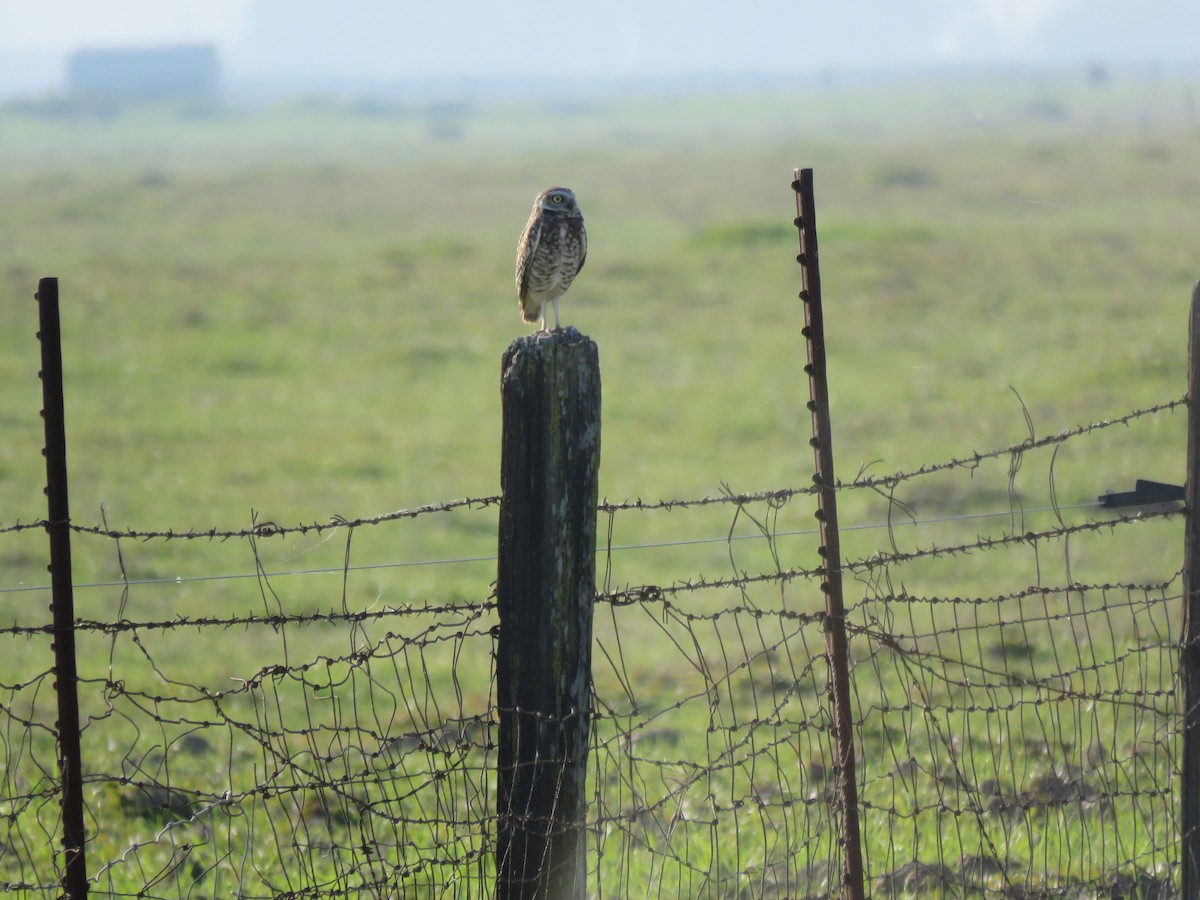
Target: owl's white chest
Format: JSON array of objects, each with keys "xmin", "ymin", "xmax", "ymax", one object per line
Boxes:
[{"xmin": 533, "ymin": 222, "xmax": 577, "ymax": 297}]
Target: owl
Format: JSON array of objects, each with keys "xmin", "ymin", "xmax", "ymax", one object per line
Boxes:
[{"xmin": 515, "ymin": 187, "xmax": 587, "ymax": 332}]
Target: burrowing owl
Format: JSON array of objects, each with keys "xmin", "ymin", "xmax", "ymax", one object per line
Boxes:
[{"xmin": 515, "ymin": 186, "xmax": 587, "ymax": 332}]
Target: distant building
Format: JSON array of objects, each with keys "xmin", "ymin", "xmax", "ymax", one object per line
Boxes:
[{"xmin": 67, "ymin": 44, "xmax": 220, "ymax": 103}]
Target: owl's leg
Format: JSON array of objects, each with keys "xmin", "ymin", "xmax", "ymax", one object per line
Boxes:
[
  {"xmin": 539, "ymin": 309, "xmax": 547, "ymax": 333},
  {"xmin": 552, "ymin": 298, "xmax": 561, "ymax": 331}
]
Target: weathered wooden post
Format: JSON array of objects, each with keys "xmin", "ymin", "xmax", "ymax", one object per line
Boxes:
[
  {"xmin": 1181, "ymin": 278, "xmax": 1200, "ymax": 897},
  {"xmin": 495, "ymin": 328, "xmax": 600, "ymax": 900}
]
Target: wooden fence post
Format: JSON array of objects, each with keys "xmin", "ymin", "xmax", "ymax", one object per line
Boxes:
[
  {"xmin": 495, "ymin": 329, "xmax": 600, "ymax": 900},
  {"xmin": 1181, "ymin": 278, "xmax": 1200, "ymax": 896}
]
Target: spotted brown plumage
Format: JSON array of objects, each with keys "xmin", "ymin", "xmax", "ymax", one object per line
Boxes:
[{"xmin": 515, "ymin": 186, "xmax": 587, "ymax": 332}]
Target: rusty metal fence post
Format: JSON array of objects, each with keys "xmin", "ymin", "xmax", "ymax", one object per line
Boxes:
[
  {"xmin": 1181, "ymin": 278, "xmax": 1200, "ymax": 896},
  {"xmin": 37, "ymin": 277, "xmax": 89, "ymax": 898},
  {"xmin": 792, "ymin": 169, "xmax": 865, "ymax": 900}
]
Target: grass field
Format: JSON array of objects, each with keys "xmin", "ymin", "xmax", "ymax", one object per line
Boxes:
[{"xmin": 1, "ymin": 67, "xmax": 1198, "ymax": 896}]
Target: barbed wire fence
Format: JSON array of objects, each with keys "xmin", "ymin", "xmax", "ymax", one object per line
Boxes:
[{"xmin": 2, "ymin": 188, "xmax": 1195, "ymax": 898}]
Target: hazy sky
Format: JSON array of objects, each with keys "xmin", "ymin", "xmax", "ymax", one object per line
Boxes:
[{"xmin": 0, "ymin": 0, "xmax": 1196, "ymax": 94}]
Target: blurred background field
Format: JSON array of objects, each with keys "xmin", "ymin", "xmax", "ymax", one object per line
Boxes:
[
  {"xmin": 1, "ymin": 65, "xmax": 1198, "ymax": 895},
  {"xmin": 1, "ymin": 69, "xmax": 1196, "ymax": 584}
]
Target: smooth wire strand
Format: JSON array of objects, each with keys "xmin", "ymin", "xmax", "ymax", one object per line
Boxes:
[{"xmin": 0, "ymin": 500, "xmax": 1107, "ymax": 596}]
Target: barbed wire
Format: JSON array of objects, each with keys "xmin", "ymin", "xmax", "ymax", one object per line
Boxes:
[
  {"xmin": 843, "ymin": 505, "xmax": 1182, "ymax": 574},
  {"xmin": 0, "ymin": 495, "xmax": 503, "ymax": 540},
  {"xmin": 0, "ymin": 395, "xmax": 1180, "ymax": 545},
  {"xmin": 0, "ymin": 393, "xmax": 1186, "ymax": 898},
  {"xmin": 0, "ymin": 500, "xmax": 1104, "ymax": 598},
  {"xmin": 837, "ymin": 394, "xmax": 1187, "ymax": 492}
]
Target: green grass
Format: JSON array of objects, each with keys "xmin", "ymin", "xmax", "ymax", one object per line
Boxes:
[{"xmin": 1, "ymin": 67, "xmax": 1197, "ymax": 896}]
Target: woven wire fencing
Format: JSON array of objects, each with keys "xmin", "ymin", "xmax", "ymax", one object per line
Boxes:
[
  {"xmin": 835, "ymin": 419, "xmax": 1183, "ymax": 898},
  {"xmin": 0, "ymin": 391, "xmax": 1185, "ymax": 897},
  {"xmin": 2, "ymin": 502, "xmax": 503, "ymax": 897},
  {"xmin": 589, "ymin": 398, "xmax": 1184, "ymax": 898}
]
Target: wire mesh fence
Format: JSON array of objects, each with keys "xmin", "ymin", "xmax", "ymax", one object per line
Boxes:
[
  {"xmin": 0, "ymin": 390, "xmax": 1186, "ymax": 897},
  {"xmin": 4, "ymin": 168, "xmax": 1194, "ymax": 897}
]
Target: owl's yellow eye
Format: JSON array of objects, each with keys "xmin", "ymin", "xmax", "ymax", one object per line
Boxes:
[{"xmin": 552, "ymin": 195, "xmax": 564, "ymax": 203}]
